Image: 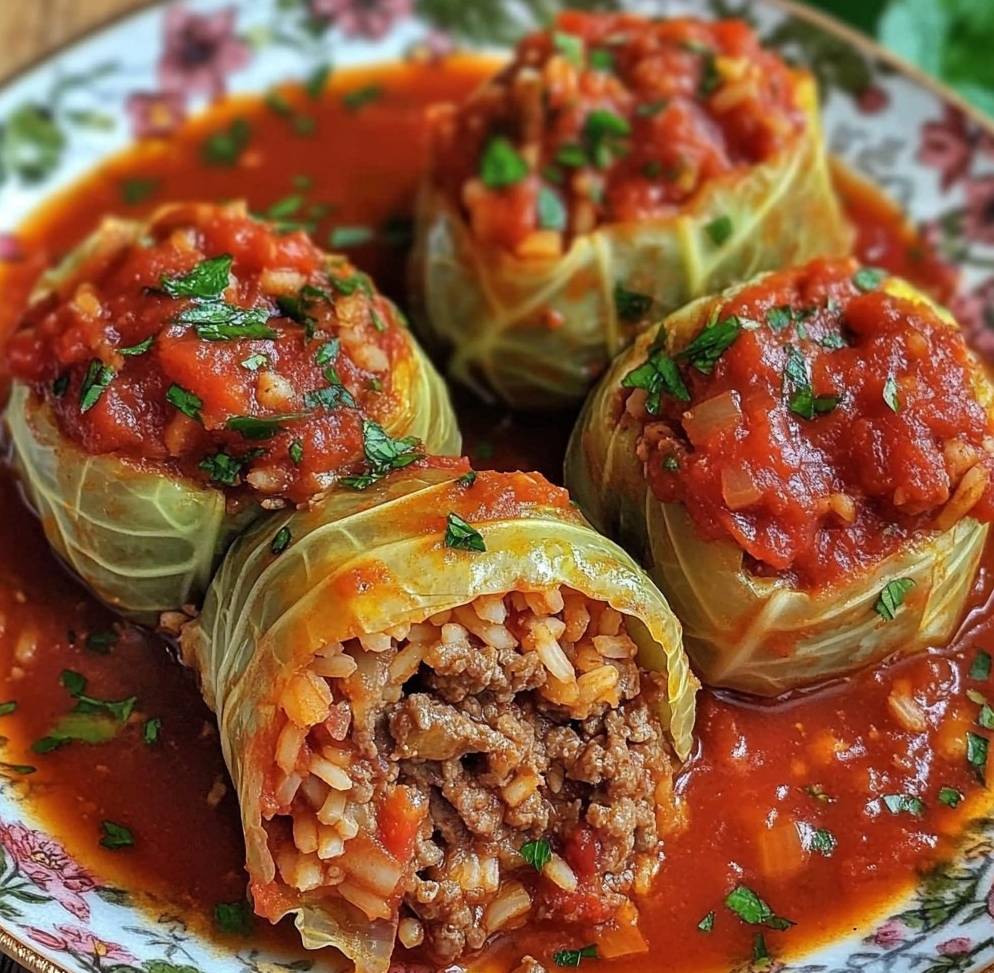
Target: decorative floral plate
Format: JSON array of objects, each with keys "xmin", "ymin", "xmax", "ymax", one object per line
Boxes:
[{"xmin": 1, "ymin": 1, "xmax": 993, "ymax": 972}]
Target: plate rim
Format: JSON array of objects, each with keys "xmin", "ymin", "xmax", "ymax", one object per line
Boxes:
[{"xmin": 0, "ymin": 2, "xmax": 991, "ymax": 973}]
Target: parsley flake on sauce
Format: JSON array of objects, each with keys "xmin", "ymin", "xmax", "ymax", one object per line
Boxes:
[
  {"xmin": 162, "ymin": 255, "xmax": 232, "ymax": 300},
  {"xmin": 622, "ymin": 349, "xmax": 690, "ymax": 413},
  {"xmin": 679, "ymin": 316, "xmax": 742, "ymax": 375},
  {"xmin": 938, "ymin": 786, "xmax": 964, "ymax": 808},
  {"xmin": 553, "ymin": 945, "xmax": 597, "ymax": 968},
  {"xmin": 119, "ymin": 177, "xmax": 159, "ymax": 205},
  {"xmin": 967, "ymin": 731, "xmax": 989, "ymax": 783},
  {"xmin": 520, "ymin": 838, "xmax": 552, "ymax": 871},
  {"xmin": 881, "ymin": 793, "xmax": 925, "ymax": 816},
  {"xmin": 304, "ymin": 383, "xmax": 356, "ymax": 411},
  {"xmin": 979, "ymin": 704, "xmax": 994, "ymax": 730},
  {"xmin": 0, "ymin": 702, "xmax": 17, "ymax": 717},
  {"xmin": 552, "ymin": 30, "xmax": 584, "ymax": 66},
  {"xmin": 240, "ymin": 353, "xmax": 269, "ymax": 372},
  {"xmin": 215, "ymin": 900, "xmax": 254, "ymax": 936},
  {"xmin": 142, "ymin": 718, "xmax": 162, "ymax": 746},
  {"xmin": 538, "ymin": 186, "xmax": 567, "ymax": 231},
  {"xmin": 753, "ymin": 933, "xmax": 771, "ymax": 965},
  {"xmin": 970, "ymin": 651, "xmax": 991, "ymax": 680},
  {"xmin": 79, "ymin": 360, "xmax": 115, "ymax": 413},
  {"xmin": 883, "ymin": 374, "xmax": 901, "ymax": 413},
  {"xmin": 85, "ymin": 630, "xmax": 117, "ymax": 654},
  {"xmin": 724, "ymin": 885, "xmax": 794, "ymax": 930},
  {"xmin": 444, "ymin": 513, "xmax": 486, "ymax": 553},
  {"xmin": 199, "ymin": 451, "xmax": 248, "ymax": 487},
  {"xmin": 226, "ymin": 413, "xmax": 305, "ymax": 441},
  {"xmin": 853, "ymin": 267, "xmax": 886, "ymax": 292},
  {"xmin": 342, "ymin": 84, "xmax": 383, "ymax": 112},
  {"xmin": 166, "ymin": 384, "xmax": 203, "ymax": 423},
  {"xmin": 458, "ymin": 470, "xmax": 478, "ymax": 488},
  {"xmin": 874, "ymin": 578, "xmax": 915, "ymax": 621},
  {"xmin": 697, "ymin": 911, "xmax": 715, "ymax": 933},
  {"xmin": 330, "ymin": 225, "xmax": 375, "ymax": 249},
  {"xmin": 783, "ymin": 345, "xmax": 839, "ymax": 420},
  {"xmin": 342, "ymin": 420, "xmax": 423, "ymax": 490},
  {"xmin": 33, "ymin": 670, "xmax": 137, "ymax": 754},
  {"xmin": 201, "ymin": 118, "xmax": 251, "ymax": 166},
  {"xmin": 583, "ymin": 109, "xmax": 631, "ymax": 169},
  {"xmin": 52, "ymin": 374, "xmax": 70, "ymax": 398},
  {"xmin": 480, "ymin": 136, "xmax": 529, "ymax": 189},
  {"xmin": 100, "ymin": 820, "xmax": 134, "ymax": 850},
  {"xmin": 799, "ymin": 824, "xmax": 837, "ymax": 857},
  {"xmin": 289, "ymin": 440, "xmax": 304, "ymax": 466},
  {"xmin": 118, "ymin": 335, "xmax": 154, "ymax": 357}
]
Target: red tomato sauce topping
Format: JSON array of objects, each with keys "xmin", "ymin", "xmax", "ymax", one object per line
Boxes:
[
  {"xmin": 626, "ymin": 258, "xmax": 994, "ymax": 589},
  {"xmin": 431, "ymin": 12, "xmax": 804, "ymax": 252},
  {"xmin": 6, "ymin": 201, "xmax": 411, "ymax": 506}
]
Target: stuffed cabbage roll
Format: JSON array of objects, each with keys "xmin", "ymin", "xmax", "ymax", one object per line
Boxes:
[
  {"xmin": 180, "ymin": 463, "xmax": 697, "ymax": 972},
  {"xmin": 566, "ymin": 258, "xmax": 994, "ymax": 695},
  {"xmin": 4, "ymin": 202, "xmax": 458, "ymax": 622},
  {"xmin": 410, "ymin": 11, "xmax": 851, "ymax": 409}
]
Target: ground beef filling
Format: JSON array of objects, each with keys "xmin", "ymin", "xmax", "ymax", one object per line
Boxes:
[{"xmin": 264, "ymin": 587, "xmax": 675, "ymax": 963}]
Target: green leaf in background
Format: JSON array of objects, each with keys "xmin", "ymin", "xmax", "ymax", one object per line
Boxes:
[{"xmin": 876, "ymin": 0, "xmax": 994, "ymax": 116}]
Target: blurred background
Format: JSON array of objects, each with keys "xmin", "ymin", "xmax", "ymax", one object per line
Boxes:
[{"xmin": 0, "ymin": 0, "xmax": 991, "ymax": 119}]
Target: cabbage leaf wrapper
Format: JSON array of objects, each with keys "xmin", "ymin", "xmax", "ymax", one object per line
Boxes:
[
  {"xmin": 4, "ymin": 215, "xmax": 460, "ymax": 623},
  {"xmin": 566, "ymin": 272, "xmax": 993, "ymax": 695},
  {"xmin": 181, "ymin": 466, "xmax": 697, "ymax": 971},
  {"xmin": 411, "ymin": 74, "xmax": 850, "ymax": 410}
]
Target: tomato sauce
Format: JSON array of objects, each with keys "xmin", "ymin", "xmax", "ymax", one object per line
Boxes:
[
  {"xmin": 0, "ymin": 55, "xmax": 988, "ymax": 973},
  {"xmin": 632, "ymin": 258, "xmax": 994, "ymax": 588},
  {"xmin": 432, "ymin": 13, "xmax": 803, "ymax": 252}
]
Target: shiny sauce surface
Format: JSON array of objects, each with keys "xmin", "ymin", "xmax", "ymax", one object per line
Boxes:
[{"xmin": 0, "ymin": 57, "xmax": 990, "ymax": 973}]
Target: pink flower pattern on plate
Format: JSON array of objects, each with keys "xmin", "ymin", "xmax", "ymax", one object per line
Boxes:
[
  {"xmin": 311, "ymin": 0, "xmax": 413, "ymax": 39},
  {"xmin": 0, "ymin": 821, "xmax": 95, "ymax": 920},
  {"xmin": 963, "ymin": 175, "xmax": 994, "ymax": 247},
  {"xmin": 938, "ymin": 937, "xmax": 973, "ymax": 956},
  {"xmin": 125, "ymin": 91, "xmax": 188, "ymax": 139},
  {"xmin": 872, "ymin": 918, "xmax": 908, "ymax": 948},
  {"xmin": 26, "ymin": 924, "xmax": 136, "ymax": 964},
  {"xmin": 158, "ymin": 4, "xmax": 251, "ymax": 98}
]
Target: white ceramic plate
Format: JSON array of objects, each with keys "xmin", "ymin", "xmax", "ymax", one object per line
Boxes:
[{"xmin": 1, "ymin": 2, "xmax": 994, "ymax": 972}]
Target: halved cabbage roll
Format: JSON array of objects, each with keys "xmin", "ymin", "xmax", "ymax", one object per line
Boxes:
[
  {"xmin": 566, "ymin": 258, "xmax": 994, "ymax": 695},
  {"xmin": 180, "ymin": 464, "xmax": 697, "ymax": 972},
  {"xmin": 410, "ymin": 11, "xmax": 851, "ymax": 409},
  {"xmin": 4, "ymin": 202, "xmax": 458, "ymax": 622}
]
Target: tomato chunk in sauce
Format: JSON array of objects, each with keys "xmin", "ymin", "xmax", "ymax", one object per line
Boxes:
[
  {"xmin": 6, "ymin": 201, "xmax": 411, "ymax": 505},
  {"xmin": 430, "ymin": 12, "xmax": 804, "ymax": 252},
  {"xmin": 627, "ymin": 258, "xmax": 994, "ymax": 589}
]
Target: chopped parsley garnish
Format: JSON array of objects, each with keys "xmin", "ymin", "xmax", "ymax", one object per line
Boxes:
[
  {"xmin": 939, "ymin": 786, "xmax": 964, "ymax": 807},
  {"xmin": 305, "ymin": 63, "xmax": 330, "ymax": 100},
  {"xmin": 289, "ymin": 440, "xmax": 304, "ymax": 465},
  {"xmin": 883, "ymin": 374, "xmax": 901, "ymax": 413},
  {"xmin": 552, "ymin": 31, "xmax": 584, "ymax": 66},
  {"xmin": 693, "ymin": 47, "xmax": 722, "ymax": 97},
  {"xmin": 226, "ymin": 413, "xmax": 304, "ymax": 441},
  {"xmin": 783, "ymin": 345, "xmax": 839, "ymax": 420},
  {"xmin": 853, "ymin": 267, "xmax": 886, "ymax": 292},
  {"xmin": 118, "ymin": 335, "xmax": 154, "ymax": 357},
  {"xmin": 166, "ymin": 384, "xmax": 203, "ymax": 422},
  {"xmin": 199, "ymin": 451, "xmax": 248, "ymax": 487},
  {"xmin": 968, "ymin": 689, "xmax": 988, "ymax": 705},
  {"xmin": 0, "ymin": 702, "xmax": 17, "ymax": 717},
  {"xmin": 678, "ymin": 316, "xmax": 742, "ymax": 374},
  {"xmin": 967, "ymin": 731, "xmax": 988, "ymax": 783},
  {"xmin": 161, "ymin": 254, "xmax": 232, "ymax": 300},
  {"xmin": 804, "ymin": 783, "xmax": 834, "ymax": 803},
  {"xmin": 556, "ymin": 143, "xmax": 588, "ymax": 168},
  {"xmin": 970, "ymin": 651, "xmax": 991, "ymax": 680},
  {"xmin": 697, "ymin": 911, "xmax": 715, "ymax": 933},
  {"xmin": 329, "ymin": 273, "xmax": 371, "ymax": 297},
  {"xmin": 553, "ymin": 945, "xmax": 597, "ymax": 968},
  {"xmin": 481, "ymin": 136, "xmax": 529, "ymax": 189},
  {"xmin": 538, "ymin": 186, "xmax": 567, "ymax": 231},
  {"xmin": 341, "ymin": 420, "xmax": 422, "ymax": 490},
  {"xmin": 85, "ymin": 630, "xmax": 117, "ymax": 654},
  {"xmin": 270, "ymin": 526, "xmax": 292, "ymax": 556},
  {"xmin": 277, "ymin": 284, "xmax": 329, "ymax": 338},
  {"xmin": 119, "ymin": 177, "xmax": 159, "ymax": 205},
  {"xmin": 614, "ymin": 282, "xmax": 653, "ymax": 321},
  {"xmin": 818, "ymin": 332, "xmax": 848, "ymax": 350},
  {"xmin": 444, "ymin": 513, "xmax": 486, "ymax": 552},
  {"xmin": 190, "ymin": 310, "xmax": 276, "ymax": 341},
  {"xmin": 622, "ymin": 349, "xmax": 690, "ymax": 413},
  {"xmin": 979, "ymin": 704, "xmax": 994, "ymax": 730},
  {"xmin": 662, "ymin": 454, "xmax": 680, "ymax": 471},
  {"xmin": 583, "ymin": 109, "xmax": 631, "ymax": 169},
  {"xmin": 724, "ymin": 885, "xmax": 794, "ymax": 930},
  {"xmin": 214, "ymin": 900, "xmax": 253, "ymax": 936},
  {"xmin": 52, "ymin": 373, "xmax": 70, "ymax": 397},
  {"xmin": 520, "ymin": 838, "xmax": 552, "ymax": 871},
  {"xmin": 33, "ymin": 670, "xmax": 137, "ymax": 754},
  {"xmin": 201, "ymin": 118, "xmax": 252, "ymax": 166},
  {"xmin": 874, "ymin": 578, "xmax": 915, "ymax": 621},
  {"xmin": 753, "ymin": 933, "xmax": 770, "ymax": 964},
  {"xmin": 766, "ymin": 306, "xmax": 793, "ymax": 333},
  {"xmin": 79, "ymin": 360, "xmax": 115, "ymax": 413},
  {"xmin": 240, "ymin": 353, "xmax": 269, "ymax": 371},
  {"xmin": 100, "ymin": 820, "xmax": 134, "ymax": 850},
  {"xmin": 881, "ymin": 793, "xmax": 925, "ymax": 816},
  {"xmin": 315, "ymin": 339, "xmax": 340, "ymax": 366},
  {"xmin": 635, "ymin": 99, "xmax": 668, "ymax": 117},
  {"xmin": 0, "ymin": 762, "xmax": 36, "ymax": 777},
  {"xmin": 799, "ymin": 825, "xmax": 837, "ymax": 856},
  {"xmin": 342, "ymin": 84, "xmax": 383, "ymax": 112},
  {"xmin": 458, "ymin": 470, "xmax": 478, "ymax": 488},
  {"xmin": 590, "ymin": 48, "xmax": 615, "ymax": 71},
  {"xmin": 304, "ymin": 383, "xmax": 356, "ymax": 411},
  {"xmin": 705, "ymin": 214, "xmax": 733, "ymax": 246},
  {"xmin": 330, "ymin": 225, "xmax": 375, "ymax": 249},
  {"xmin": 142, "ymin": 718, "xmax": 162, "ymax": 746}
]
